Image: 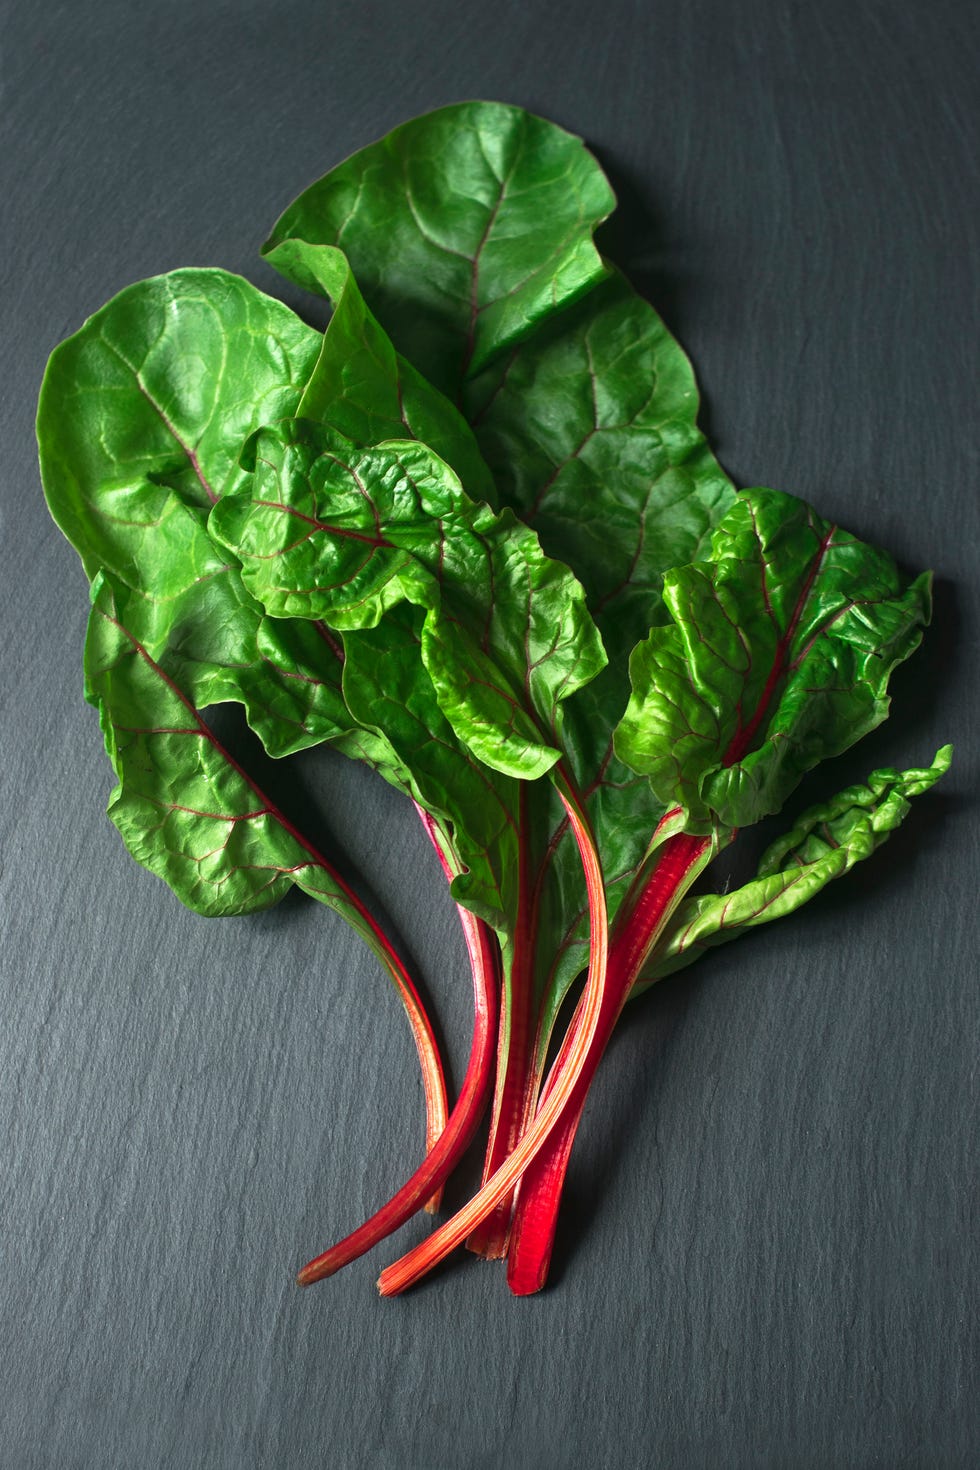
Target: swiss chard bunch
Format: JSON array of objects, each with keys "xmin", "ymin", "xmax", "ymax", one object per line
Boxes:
[{"xmin": 37, "ymin": 101, "xmax": 950, "ymax": 1297}]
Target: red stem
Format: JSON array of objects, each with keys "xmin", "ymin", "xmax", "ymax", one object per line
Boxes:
[
  {"xmin": 377, "ymin": 782, "xmax": 609, "ymax": 1296},
  {"xmin": 506, "ymin": 828, "xmax": 711, "ymax": 1295},
  {"xmin": 297, "ymin": 848, "xmax": 499, "ymax": 1285}
]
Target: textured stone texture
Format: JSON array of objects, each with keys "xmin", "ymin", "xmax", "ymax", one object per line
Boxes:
[{"xmin": 2, "ymin": 1, "xmax": 976, "ymax": 1465}]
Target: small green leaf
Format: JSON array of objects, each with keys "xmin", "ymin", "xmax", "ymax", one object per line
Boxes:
[
  {"xmin": 265, "ymin": 238, "xmax": 496, "ymax": 504},
  {"xmin": 210, "ymin": 421, "xmax": 607, "ymax": 782},
  {"xmin": 339, "ymin": 610, "xmax": 522, "ymax": 936},
  {"xmin": 264, "ymin": 101, "xmax": 615, "ymax": 393},
  {"xmin": 615, "ymin": 488, "xmax": 932, "ymax": 830},
  {"xmin": 642, "ymin": 746, "xmax": 952, "ymax": 982}
]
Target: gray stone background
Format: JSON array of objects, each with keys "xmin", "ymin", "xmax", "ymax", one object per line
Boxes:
[{"xmin": 1, "ymin": 1, "xmax": 976, "ymax": 1465}]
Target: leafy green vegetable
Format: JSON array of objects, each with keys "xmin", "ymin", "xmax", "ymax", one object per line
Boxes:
[
  {"xmin": 615, "ymin": 487, "xmax": 932, "ymax": 829},
  {"xmin": 378, "ymin": 481, "xmax": 935, "ymax": 1296},
  {"xmin": 264, "ymin": 108, "xmax": 740, "ymax": 1255},
  {"xmin": 37, "ymin": 98, "xmax": 951, "ymax": 1302}
]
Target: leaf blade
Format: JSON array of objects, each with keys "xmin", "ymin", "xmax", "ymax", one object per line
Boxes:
[
  {"xmin": 264, "ymin": 101, "xmax": 615, "ymax": 393},
  {"xmin": 615, "ymin": 487, "xmax": 933, "ymax": 830}
]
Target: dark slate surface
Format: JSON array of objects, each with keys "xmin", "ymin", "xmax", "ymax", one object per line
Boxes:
[{"xmin": 2, "ymin": 2, "xmax": 976, "ymax": 1466}]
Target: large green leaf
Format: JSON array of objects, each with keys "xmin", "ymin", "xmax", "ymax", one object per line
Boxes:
[
  {"xmin": 464, "ymin": 270, "xmax": 736, "ymax": 666},
  {"xmin": 264, "ymin": 101, "xmax": 615, "ymax": 394},
  {"xmin": 641, "ymin": 747, "xmax": 951, "ymax": 982},
  {"xmin": 85, "ymin": 571, "xmax": 450, "ymax": 1156},
  {"xmin": 38, "ymin": 269, "xmax": 321, "ymax": 585},
  {"xmin": 615, "ymin": 488, "xmax": 933, "ymax": 831},
  {"xmin": 210, "ymin": 422, "xmax": 607, "ymax": 783},
  {"xmin": 35, "ymin": 267, "xmax": 374, "ymax": 759}
]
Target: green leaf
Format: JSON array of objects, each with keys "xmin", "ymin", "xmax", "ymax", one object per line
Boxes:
[
  {"xmin": 263, "ymin": 101, "xmax": 615, "ymax": 394},
  {"xmin": 464, "ymin": 270, "xmax": 736, "ymax": 666},
  {"xmin": 210, "ymin": 421, "xmax": 607, "ymax": 782},
  {"xmin": 615, "ymin": 487, "xmax": 933, "ymax": 831},
  {"xmin": 86, "ymin": 570, "xmax": 451, "ymax": 1152},
  {"xmin": 38, "ymin": 268, "xmax": 322, "ymax": 587},
  {"xmin": 35, "ymin": 267, "xmax": 371, "ymax": 760},
  {"xmin": 265, "ymin": 238, "xmax": 496, "ymax": 504},
  {"xmin": 339, "ymin": 610, "xmax": 521, "ymax": 936},
  {"xmin": 642, "ymin": 746, "xmax": 952, "ymax": 982},
  {"xmin": 87, "ymin": 571, "xmax": 396, "ymax": 923},
  {"xmin": 461, "ymin": 273, "xmax": 738, "ymax": 1023}
]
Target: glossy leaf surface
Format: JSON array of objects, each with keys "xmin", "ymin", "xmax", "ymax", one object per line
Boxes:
[
  {"xmin": 86, "ymin": 573, "xmax": 386, "ymax": 920},
  {"xmin": 210, "ymin": 422, "xmax": 607, "ymax": 782},
  {"xmin": 86, "ymin": 570, "xmax": 449, "ymax": 1156},
  {"xmin": 464, "ymin": 270, "xmax": 736, "ymax": 666},
  {"xmin": 35, "ymin": 267, "xmax": 372, "ymax": 759},
  {"xmin": 264, "ymin": 101, "xmax": 615, "ymax": 394},
  {"xmin": 38, "ymin": 269, "xmax": 321, "ymax": 584},
  {"xmin": 615, "ymin": 488, "xmax": 933, "ymax": 831}
]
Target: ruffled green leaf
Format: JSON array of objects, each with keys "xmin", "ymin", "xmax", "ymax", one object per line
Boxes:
[
  {"xmin": 615, "ymin": 488, "xmax": 932, "ymax": 831},
  {"xmin": 641, "ymin": 746, "xmax": 952, "ymax": 982},
  {"xmin": 264, "ymin": 101, "xmax": 615, "ymax": 394},
  {"xmin": 210, "ymin": 421, "xmax": 607, "ymax": 782}
]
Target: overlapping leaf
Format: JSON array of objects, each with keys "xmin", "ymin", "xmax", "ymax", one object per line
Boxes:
[
  {"xmin": 260, "ymin": 105, "xmax": 739, "ymax": 1022},
  {"xmin": 210, "ymin": 422, "xmax": 608, "ymax": 783},
  {"xmin": 615, "ymin": 488, "xmax": 933, "ymax": 831},
  {"xmin": 267, "ymin": 238, "xmax": 495, "ymax": 503},
  {"xmin": 85, "ymin": 569, "xmax": 452, "ymax": 1162},
  {"xmin": 464, "ymin": 271, "xmax": 736, "ymax": 664},
  {"xmin": 463, "ymin": 271, "xmax": 740, "ymax": 1016},
  {"xmin": 264, "ymin": 101, "xmax": 615, "ymax": 393},
  {"xmin": 39, "ymin": 269, "xmax": 321, "ymax": 581},
  {"xmin": 35, "ymin": 269, "xmax": 374, "ymax": 758}
]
